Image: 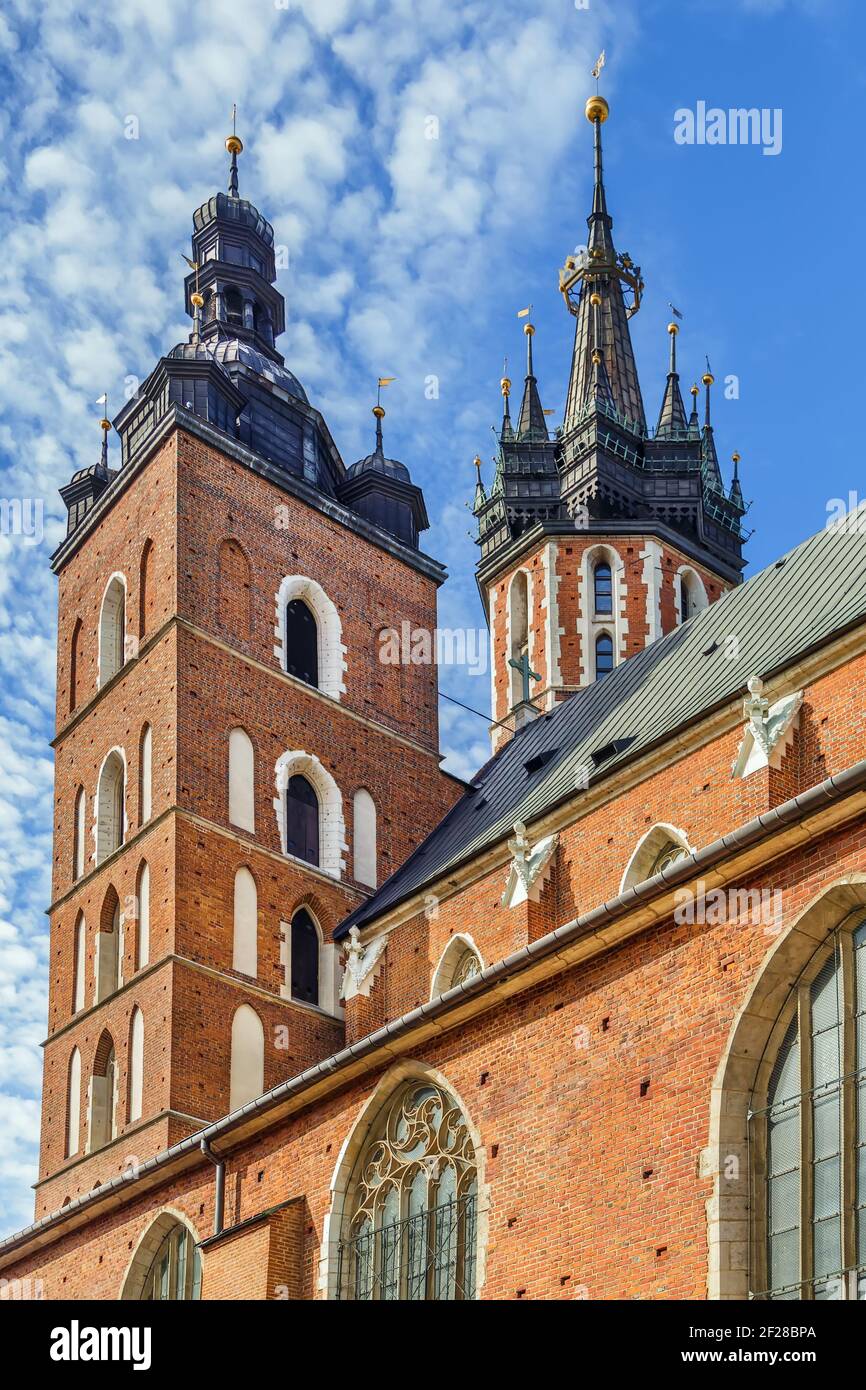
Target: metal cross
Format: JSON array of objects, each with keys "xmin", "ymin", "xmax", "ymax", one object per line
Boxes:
[{"xmin": 508, "ymin": 650, "xmax": 541, "ymax": 704}]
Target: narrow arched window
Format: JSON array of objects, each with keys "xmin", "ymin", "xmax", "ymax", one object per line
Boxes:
[
  {"xmin": 229, "ymin": 1004, "xmax": 264, "ymax": 1110},
  {"xmin": 99, "ymin": 576, "xmax": 126, "ymax": 686},
  {"xmin": 96, "ymin": 751, "xmax": 125, "ymax": 863},
  {"xmin": 285, "ymin": 599, "xmax": 318, "ymax": 687},
  {"xmin": 139, "ymin": 539, "xmax": 154, "ymax": 640},
  {"xmin": 139, "ymin": 723, "xmax": 152, "ymax": 825},
  {"xmin": 286, "ymin": 775, "xmax": 319, "ymax": 866},
  {"xmin": 508, "ymin": 571, "xmax": 530, "ymax": 708},
  {"xmin": 89, "ymin": 1032, "xmax": 117, "ymax": 1150},
  {"xmin": 96, "ymin": 887, "xmax": 121, "ymax": 1003},
  {"xmin": 593, "ymin": 561, "xmax": 613, "ymax": 616},
  {"xmin": 291, "ymin": 908, "xmax": 319, "ymax": 1006},
  {"xmin": 128, "ymin": 1008, "xmax": 144, "ymax": 1123},
  {"xmin": 73, "ymin": 913, "xmax": 86, "ymax": 1013},
  {"xmin": 225, "ymin": 287, "xmax": 244, "ymax": 327},
  {"xmin": 73, "ymin": 786, "xmax": 86, "ymax": 880},
  {"xmin": 136, "ymin": 862, "xmax": 150, "ymax": 970},
  {"xmin": 752, "ymin": 922, "xmax": 866, "ymax": 1300},
  {"xmin": 218, "ymin": 538, "xmax": 251, "ymax": 640},
  {"xmin": 337, "ymin": 1080, "xmax": 479, "ymax": 1301},
  {"xmin": 353, "ymin": 788, "xmax": 377, "ymax": 888},
  {"xmin": 66, "ymin": 1048, "xmax": 81, "ymax": 1158},
  {"xmin": 69, "ymin": 618, "xmax": 82, "ymax": 714},
  {"xmin": 680, "ymin": 580, "xmax": 691, "ymax": 623},
  {"xmin": 232, "ymin": 866, "xmax": 258, "ymax": 978},
  {"xmin": 595, "ymin": 632, "xmax": 614, "ymax": 679},
  {"xmin": 228, "ymin": 727, "xmax": 255, "ymax": 833}
]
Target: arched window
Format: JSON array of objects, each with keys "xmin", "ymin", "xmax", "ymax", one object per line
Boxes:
[
  {"xmin": 336, "ymin": 1079, "xmax": 479, "ymax": 1300},
  {"xmin": 353, "ymin": 789, "xmax": 377, "ymax": 888},
  {"xmin": 139, "ymin": 539, "xmax": 154, "ymax": 639},
  {"xmin": 99, "ymin": 575, "xmax": 126, "ymax": 686},
  {"xmin": 224, "ymin": 287, "xmax": 244, "ymax": 327},
  {"xmin": 96, "ymin": 886, "xmax": 121, "ymax": 1003},
  {"xmin": 69, "ymin": 618, "xmax": 82, "ymax": 714},
  {"xmin": 139, "ymin": 1221, "xmax": 202, "ymax": 1302},
  {"xmin": 619, "ymin": 823, "xmax": 692, "ymax": 893},
  {"xmin": 284, "ymin": 599, "xmax": 318, "ymax": 687},
  {"xmin": 286, "ymin": 775, "xmax": 319, "ymax": 866},
  {"xmin": 218, "ymin": 539, "xmax": 251, "ymax": 640},
  {"xmin": 229, "ymin": 1004, "xmax": 264, "ymax": 1111},
  {"xmin": 595, "ymin": 632, "xmax": 614, "ymax": 679},
  {"xmin": 66, "ymin": 1047, "xmax": 81, "ymax": 1158},
  {"xmin": 139, "ymin": 723, "xmax": 152, "ymax": 825},
  {"xmin": 593, "ymin": 561, "xmax": 613, "ymax": 616},
  {"xmin": 232, "ymin": 866, "xmax": 258, "ymax": 978},
  {"xmin": 508, "ymin": 571, "xmax": 530, "ymax": 708},
  {"xmin": 228, "ymin": 727, "xmax": 255, "ymax": 833},
  {"xmin": 96, "ymin": 749, "xmax": 125, "ymax": 864},
  {"xmin": 136, "ymin": 861, "xmax": 150, "ymax": 970},
  {"xmin": 751, "ymin": 922, "xmax": 866, "ymax": 1300},
  {"xmin": 72, "ymin": 913, "xmax": 86, "ymax": 1013},
  {"xmin": 677, "ymin": 567, "xmax": 707, "ymax": 625},
  {"xmin": 73, "ymin": 786, "xmax": 86, "ymax": 880},
  {"xmin": 431, "ymin": 936, "xmax": 483, "ymax": 999},
  {"xmin": 89, "ymin": 1031, "xmax": 117, "ymax": 1151},
  {"xmin": 128, "ymin": 1008, "xmax": 144, "ymax": 1123},
  {"xmin": 291, "ymin": 908, "xmax": 319, "ymax": 1005}
]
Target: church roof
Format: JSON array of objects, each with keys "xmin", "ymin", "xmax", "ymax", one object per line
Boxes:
[{"xmin": 337, "ymin": 513, "xmax": 866, "ymax": 937}]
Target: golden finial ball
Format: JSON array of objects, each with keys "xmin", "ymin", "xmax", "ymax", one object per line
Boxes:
[
  {"xmin": 500, "ymin": 376, "xmax": 511, "ymax": 396},
  {"xmin": 690, "ymin": 383, "xmax": 700, "ymax": 397},
  {"xmin": 732, "ymin": 452, "xmax": 740, "ymax": 464},
  {"xmin": 372, "ymin": 405, "xmax": 385, "ymax": 420},
  {"xmin": 667, "ymin": 322, "xmax": 679, "ymax": 335},
  {"xmin": 523, "ymin": 323, "xmax": 535, "ymax": 337},
  {"xmin": 702, "ymin": 372, "xmax": 714, "ymax": 387},
  {"xmin": 591, "ymin": 349, "xmax": 602, "ymax": 365},
  {"xmin": 99, "ymin": 418, "xmax": 111, "ymax": 432},
  {"xmin": 191, "ymin": 291, "xmax": 204, "ymax": 308},
  {"xmin": 585, "ymin": 95, "xmax": 609, "ymax": 124},
  {"xmin": 473, "ymin": 454, "xmax": 482, "ymax": 471},
  {"xmin": 225, "ymin": 134, "xmax": 243, "ymax": 155},
  {"xmin": 589, "ymin": 292, "xmax": 602, "ymax": 307}
]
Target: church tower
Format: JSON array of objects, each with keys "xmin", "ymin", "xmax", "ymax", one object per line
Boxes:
[
  {"xmin": 474, "ymin": 96, "xmax": 748, "ymax": 750},
  {"xmin": 38, "ymin": 128, "xmax": 458, "ymax": 1216}
]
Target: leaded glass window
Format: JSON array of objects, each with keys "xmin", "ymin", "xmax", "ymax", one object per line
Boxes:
[
  {"xmin": 141, "ymin": 1223, "xmax": 201, "ymax": 1301},
  {"xmin": 752, "ymin": 921, "xmax": 866, "ymax": 1299},
  {"xmin": 337, "ymin": 1081, "xmax": 478, "ymax": 1301},
  {"xmin": 452, "ymin": 947, "xmax": 481, "ymax": 987},
  {"xmin": 649, "ymin": 840, "xmax": 687, "ymax": 876}
]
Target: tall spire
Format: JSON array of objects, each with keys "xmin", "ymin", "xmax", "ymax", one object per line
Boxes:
[
  {"xmin": 560, "ymin": 96, "xmax": 647, "ymax": 436},
  {"xmin": 700, "ymin": 365, "xmax": 722, "ymax": 485},
  {"xmin": 516, "ymin": 321, "xmax": 549, "ymax": 441},
  {"xmin": 655, "ymin": 321, "xmax": 688, "ymax": 438},
  {"xmin": 226, "ymin": 106, "xmax": 242, "ymax": 199},
  {"xmin": 729, "ymin": 451, "xmax": 745, "ymax": 509}
]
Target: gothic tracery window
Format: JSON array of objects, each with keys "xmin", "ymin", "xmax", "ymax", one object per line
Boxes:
[
  {"xmin": 140, "ymin": 1223, "xmax": 201, "ymax": 1302},
  {"xmin": 649, "ymin": 840, "xmax": 688, "ymax": 876},
  {"xmin": 752, "ymin": 921, "xmax": 866, "ymax": 1300},
  {"xmin": 337, "ymin": 1081, "xmax": 478, "ymax": 1301}
]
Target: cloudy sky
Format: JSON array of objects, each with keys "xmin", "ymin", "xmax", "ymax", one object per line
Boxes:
[{"xmin": 0, "ymin": 0, "xmax": 861, "ymax": 1233}]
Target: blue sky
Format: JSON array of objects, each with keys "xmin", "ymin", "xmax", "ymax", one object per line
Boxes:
[{"xmin": 0, "ymin": 0, "xmax": 862, "ymax": 1234}]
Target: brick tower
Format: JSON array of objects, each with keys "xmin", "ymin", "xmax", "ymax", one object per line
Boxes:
[
  {"xmin": 38, "ymin": 130, "xmax": 459, "ymax": 1217},
  {"xmin": 473, "ymin": 96, "xmax": 748, "ymax": 751}
]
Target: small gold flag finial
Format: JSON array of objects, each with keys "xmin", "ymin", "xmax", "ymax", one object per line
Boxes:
[{"xmin": 592, "ymin": 50, "xmax": 605, "ymax": 81}]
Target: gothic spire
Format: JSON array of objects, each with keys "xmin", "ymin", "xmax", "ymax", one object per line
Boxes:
[
  {"xmin": 473, "ymin": 454, "xmax": 487, "ymax": 513},
  {"xmin": 655, "ymin": 321, "xmax": 688, "ymax": 438},
  {"xmin": 516, "ymin": 321, "xmax": 549, "ymax": 441},
  {"xmin": 729, "ymin": 451, "xmax": 745, "ymax": 509},
  {"xmin": 560, "ymin": 97, "xmax": 647, "ymax": 436},
  {"xmin": 700, "ymin": 367, "xmax": 722, "ymax": 486}
]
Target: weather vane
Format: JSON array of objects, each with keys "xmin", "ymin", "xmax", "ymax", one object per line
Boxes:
[
  {"xmin": 591, "ymin": 50, "xmax": 606, "ymax": 89},
  {"xmin": 376, "ymin": 376, "xmax": 396, "ymax": 408}
]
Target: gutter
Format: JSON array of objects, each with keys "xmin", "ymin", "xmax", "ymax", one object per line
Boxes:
[{"xmin": 3, "ymin": 754, "xmax": 866, "ymax": 1264}]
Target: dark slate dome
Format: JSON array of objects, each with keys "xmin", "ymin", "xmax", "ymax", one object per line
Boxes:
[
  {"xmin": 346, "ymin": 447, "xmax": 411, "ymax": 483},
  {"xmin": 192, "ymin": 192, "xmax": 274, "ymax": 245},
  {"xmin": 210, "ymin": 338, "xmax": 308, "ymax": 403}
]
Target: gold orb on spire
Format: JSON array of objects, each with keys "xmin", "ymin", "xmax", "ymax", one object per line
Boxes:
[
  {"xmin": 585, "ymin": 94, "xmax": 609, "ymax": 124},
  {"xmin": 702, "ymin": 371, "xmax": 715, "ymax": 387},
  {"xmin": 226, "ymin": 134, "xmax": 243, "ymax": 155},
  {"xmin": 500, "ymin": 376, "xmax": 511, "ymax": 397},
  {"xmin": 191, "ymin": 291, "xmax": 204, "ymax": 309},
  {"xmin": 523, "ymin": 322, "xmax": 535, "ymax": 337},
  {"xmin": 100, "ymin": 417, "xmax": 111, "ymax": 432},
  {"xmin": 732, "ymin": 451, "xmax": 740, "ymax": 464},
  {"xmin": 372, "ymin": 404, "xmax": 385, "ymax": 420},
  {"xmin": 667, "ymin": 321, "xmax": 679, "ymax": 335},
  {"xmin": 690, "ymin": 383, "xmax": 700, "ymax": 397},
  {"xmin": 473, "ymin": 454, "xmax": 482, "ymax": 471},
  {"xmin": 590, "ymin": 292, "xmax": 602, "ymax": 307}
]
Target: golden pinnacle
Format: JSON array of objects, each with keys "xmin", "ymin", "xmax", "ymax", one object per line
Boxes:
[
  {"xmin": 585, "ymin": 94, "xmax": 609, "ymax": 124},
  {"xmin": 473, "ymin": 454, "xmax": 482, "ymax": 471},
  {"xmin": 500, "ymin": 376, "xmax": 511, "ymax": 396},
  {"xmin": 372, "ymin": 405, "xmax": 385, "ymax": 420},
  {"xmin": 732, "ymin": 452, "xmax": 740, "ymax": 464},
  {"xmin": 702, "ymin": 371, "xmax": 715, "ymax": 387},
  {"xmin": 225, "ymin": 134, "xmax": 243, "ymax": 155},
  {"xmin": 590, "ymin": 292, "xmax": 602, "ymax": 307},
  {"xmin": 523, "ymin": 323, "xmax": 535, "ymax": 337},
  {"xmin": 690, "ymin": 383, "xmax": 700, "ymax": 397},
  {"xmin": 667, "ymin": 322, "xmax": 679, "ymax": 335},
  {"xmin": 191, "ymin": 291, "xmax": 204, "ymax": 308},
  {"xmin": 99, "ymin": 418, "xmax": 111, "ymax": 432}
]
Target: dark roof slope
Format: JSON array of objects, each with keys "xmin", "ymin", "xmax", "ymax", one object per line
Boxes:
[{"xmin": 337, "ymin": 516, "xmax": 866, "ymax": 938}]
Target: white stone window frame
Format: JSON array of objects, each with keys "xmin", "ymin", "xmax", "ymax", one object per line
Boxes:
[
  {"xmin": 578, "ymin": 544, "xmax": 628, "ymax": 684},
  {"xmin": 93, "ymin": 745, "xmax": 127, "ymax": 867},
  {"xmin": 279, "ymin": 904, "xmax": 342, "ymax": 1017},
  {"xmin": 674, "ymin": 564, "xmax": 708, "ymax": 625},
  {"xmin": 619, "ymin": 822, "xmax": 694, "ymax": 894},
  {"xmin": 430, "ymin": 933, "xmax": 483, "ymax": 1000},
  {"xmin": 274, "ymin": 749, "xmax": 347, "ymax": 879},
  {"xmin": 97, "ymin": 571, "xmax": 129, "ymax": 689},
  {"xmin": 274, "ymin": 575, "xmax": 346, "ymax": 701}
]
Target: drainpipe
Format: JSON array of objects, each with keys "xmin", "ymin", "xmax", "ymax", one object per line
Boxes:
[{"xmin": 200, "ymin": 1138, "xmax": 225, "ymax": 1236}]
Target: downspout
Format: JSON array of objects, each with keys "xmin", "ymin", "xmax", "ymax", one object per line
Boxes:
[{"xmin": 200, "ymin": 1138, "xmax": 225, "ymax": 1236}]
